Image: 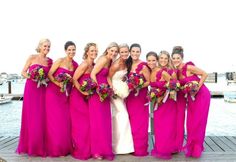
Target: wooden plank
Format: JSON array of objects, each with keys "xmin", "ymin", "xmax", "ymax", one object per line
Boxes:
[
  {"xmin": 210, "ymin": 136, "xmax": 233, "ymax": 152},
  {"xmin": 203, "ymin": 140, "xmax": 213, "ymax": 152},
  {"xmin": 226, "ymin": 136, "xmax": 236, "ymax": 145},
  {"xmin": 218, "ymin": 136, "xmax": 236, "ymax": 151},
  {"xmin": 204, "ymin": 136, "xmax": 223, "ymax": 152},
  {"xmin": 0, "ymin": 137, "xmax": 19, "ymax": 150},
  {"xmin": 6, "ymin": 141, "xmax": 18, "ymax": 151},
  {"xmin": 0, "ymin": 137, "xmax": 11, "ymax": 145}
]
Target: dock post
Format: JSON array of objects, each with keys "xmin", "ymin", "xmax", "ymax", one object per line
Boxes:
[
  {"xmin": 214, "ymin": 72, "xmax": 218, "ymax": 83},
  {"xmin": 8, "ymin": 81, "xmax": 12, "ymax": 94}
]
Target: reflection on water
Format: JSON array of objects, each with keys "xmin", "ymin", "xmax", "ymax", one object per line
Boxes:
[{"xmin": 0, "ymin": 99, "xmax": 236, "ymax": 136}]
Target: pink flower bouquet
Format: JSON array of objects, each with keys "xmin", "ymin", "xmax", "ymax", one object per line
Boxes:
[
  {"xmin": 29, "ymin": 66, "xmax": 49, "ymax": 88},
  {"xmin": 127, "ymin": 73, "xmax": 145, "ymax": 96},
  {"xmin": 55, "ymin": 72, "xmax": 72, "ymax": 96}
]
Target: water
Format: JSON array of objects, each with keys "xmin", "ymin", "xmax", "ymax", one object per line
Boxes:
[{"xmin": 0, "ymin": 99, "xmax": 236, "ymax": 136}]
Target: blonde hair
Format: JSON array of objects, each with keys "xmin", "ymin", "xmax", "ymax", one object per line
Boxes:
[
  {"xmin": 119, "ymin": 43, "xmax": 129, "ymax": 52},
  {"xmin": 159, "ymin": 50, "xmax": 174, "ymax": 69},
  {"xmin": 102, "ymin": 42, "xmax": 119, "ymax": 55},
  {"xmin": 35, "ymin": 38, "xmax": 51, "ymax": 53},
  {"xmin": 83, "ymin": 43, "xmax": 97, "ymax": 60}
]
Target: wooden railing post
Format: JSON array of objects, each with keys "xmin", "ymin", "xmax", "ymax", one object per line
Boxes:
[
  {"xmin": 8, "ymin": 81, "xmax": 12, "ymax": 94},
  {"xmin": 214, "ymin": 72, "xmax": 218, "ymax": 83}
]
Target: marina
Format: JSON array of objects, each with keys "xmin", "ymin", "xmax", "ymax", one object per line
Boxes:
[{"xmin": 0, "ymin": 73, "xmax": 236, "ymax": 161}]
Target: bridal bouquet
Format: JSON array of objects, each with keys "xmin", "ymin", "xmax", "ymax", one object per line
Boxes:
[
  {"xmin": 112, "ymin": 80, "xmax": 129, "ymax": 99},
  {"xmin": 29, "ymin": 66, "xmax": 49, "ymax": 88},
  {"xmin": 55, "ymin": 72, "xmax": 72, "ymax": 96},
  {"xmin": 97, "ymin": 83, "xmax": 114, "ymax": 102},
  {"xmin": 146, "ymin": 88, "xmax": 165, "ymax": 111},
  {"xmin": 80, "ymin": 78, "xmax": 97, "ymax": 95},
  {"xmin": 127, "ymin": 73, "xmax": 145, "ymax": 96},
  {"xmin": 182, "ymin": 80, "xmax": 199, "ymax": 101},
  {"xmin": 165, "ymin": 79, "xmax": 181, "ymax": 101}
]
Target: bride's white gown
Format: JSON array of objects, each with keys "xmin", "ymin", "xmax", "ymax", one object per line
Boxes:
[{"xmin": 111, "ymin": 69, "xmax": 134, "ymax": 154}]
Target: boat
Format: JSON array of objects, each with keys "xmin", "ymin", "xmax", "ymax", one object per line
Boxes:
[
  {"xmin": 0, "ymin": 96, "xmax": 13, "ymax": 104},
  {"xmin": 0, "ymin": 78, "xmax": 7, "ymax": 85},
  {"xmin": 223, "ymin": 82, "xmax": 236, "ymax": 103},
  {"xmin": 224, "ymin": 91, "xmax": 236, "ymax": 103}
]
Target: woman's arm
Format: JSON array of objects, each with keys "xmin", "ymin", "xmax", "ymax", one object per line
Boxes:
[
  {"xmin": 107, "ymin": 62, "xmax": 119, "ymax": 88},
  {"xmin": 162, "ymin": 71, "xmax": 171, "ymax": 82},
  {"xmin": 141, "ymin": 66, "xmax": 150, "ymax": 88},
  {"xmin": 188, "ymin": 65, "xmax": 208, "ymax": 88},
  {"xmin": 73, "ymin": 62, "xmax": 89, "ymax": 95},
  {"xmin": 90, "ymin": 56, "xmax": 107, "ymax": 84},
  {"xmin": 48, "ymin": 58, "xmax": 63, "ymax": 87},
  {"xmin": 21, "ymin": 55, "xmax": 34, "ymax": 79},
  {"xmin": 171, "ymin": 71, "xmax": 177, "ymax": 80}
]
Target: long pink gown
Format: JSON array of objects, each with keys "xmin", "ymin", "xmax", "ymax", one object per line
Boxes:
[
  {"xmin": 69, "ymin": 73, "xmax": 91, "ymax": 160},
  {"xmin": 175, "ymin": 90, "xmax": 186, "ymax": 152},
  {"xmin": 126, "ymin": 62, "xmax": 149, "ymax": 156},
  {"xmin": 16, "ymin": 58, "xmax": 53, "ymax": 156},
  {"xmin": 45, "ymin": 60, "xmax": 78, "ymax": 157},
  {"xmin": 150, "ymin": 69, "xmax": 177, "ymax": 159},
  {"xmin": 88, "ymin": 67, "xmax": 114, "ymax": 160},
  {"xmin": 179, "ymin": 62, "xmax": 211, "ymax": 158}
]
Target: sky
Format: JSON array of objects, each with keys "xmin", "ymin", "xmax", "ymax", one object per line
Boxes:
[{"xmin": 0, "ymin": 0, "xmax": 236, "ymax": 74}]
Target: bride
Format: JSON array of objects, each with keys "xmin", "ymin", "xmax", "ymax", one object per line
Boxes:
[{"xmin": 108, "ymin": 43, "xmax": 134, "ymax": 154}]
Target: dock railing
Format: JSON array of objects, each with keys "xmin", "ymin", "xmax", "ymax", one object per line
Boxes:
[
  {"xmin": 226, "ymin": 72, "xmax": 236, "ymax": 85},
  {"xmin": 205, "ymin": 72, "xmax": 218, "ymax": 83}
]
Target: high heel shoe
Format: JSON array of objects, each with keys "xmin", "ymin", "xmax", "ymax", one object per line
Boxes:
[{"xmin": 93, "ymin": 154, "xmax": 103, "ymax": 160}]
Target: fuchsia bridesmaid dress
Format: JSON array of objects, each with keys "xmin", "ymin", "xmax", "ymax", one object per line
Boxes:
[
  {"xmin": 45, "ymin": 60, "xmax": 78, "ymax": 157},
  {"xmin": 17, "ymin": 58, "xmax": 52, "ymax": 156},
  {"xmin": 150, "ymin": 68, "xmax": 177, "ymax": 159},
  {"xmin": 88, "ymin": 67, "xmax": 114, "ymax": 160},
  {"xmin": 69, "ymin": 73, "xmax": 91, "ymax": 160},
  {"xmin": 126, "ymin": 62, "xmax": 149, "ymax": 156},
  {"xmin": 179, "ymin": 62, "xmax": 210, "ymax": 158}
]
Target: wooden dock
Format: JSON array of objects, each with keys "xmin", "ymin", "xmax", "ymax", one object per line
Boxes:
[{"xmin": 1, "ymin": 135, "xmax": 236, "ymax": 162}]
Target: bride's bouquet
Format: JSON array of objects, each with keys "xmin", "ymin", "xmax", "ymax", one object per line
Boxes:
[
  {"xmin": 29, "ymin": 66, "xmax": 49, "ymax": 88},
  {"xmin": 127, "ymin": 73, "xmax": 145, "ymax": 96},
  {"xmin": 112, "ymin": 79, "xmax": 129, "ymax": 99},
  {"xmin": 97, "ymin": 83, "xmax": 114, "ymax": 102},
  {"xmin": 182, "ymin": 80, "xmax": 199, "ymax": 101},
  {"xmin": 55, "ymin": 72, "xmax": 72, "ymax": 96}
]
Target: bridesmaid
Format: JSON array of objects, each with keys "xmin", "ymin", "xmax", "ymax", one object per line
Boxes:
[
  {"xmin": 108, "ymin": 43, "xmax": 134, "ymax": 154},
  {"xmin": 70, "ymin": 43, "xmax": 97, "ymax": 160},
  {"xmin": 125, "ymin": 43, "xmax": 150, "ymax": 156},
  {"xmin": 89, "ymin": 42, "xmax": 118, "ymax": 160},
  {"xmin": 147, "ymin": 51, "xmax": 177, "ymax": 159},
  {"xmin": 171, "ymin": 46, "xmax": 210, "ymax": 158},
  {"xmin": 17, "ymin": 38, "xmax": 52, "ymax": 156},
  {"xmin": 45, "ymin": 41, "xmax": 78, "ymax": 157}
]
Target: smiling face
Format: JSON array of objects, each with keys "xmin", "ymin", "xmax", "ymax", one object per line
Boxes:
[
  {"xmin": 39, "ymin": 41, "xmax": 51, "ymax": 55},
  {"xmin": 107, "ymin": 46, "xmax": 118, "ymax": 60},
  {"xmin": 119, "ymin": 47, "xmax": 129, "ymax": 60},
  {"xmin": 147, "ymin": 55, "xmax": 158, "ymax": 69},
  {"xmin": 159, "ymin": 53, "xmax": 169, "ymax": 67},
  {"xmin": 65, "ymin": 45, "xmax": 76, "ymax": 59},
  {"xmin": 87, "ymin": 45, "xmax": 98, "ymax": 60},
  {"xmin": 171, "ymin": 53, "xmax": 183, "ymax": 68},
  {"xmin": 130, "ymin": 47, "xmax": 141, "ymax": 61}
]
